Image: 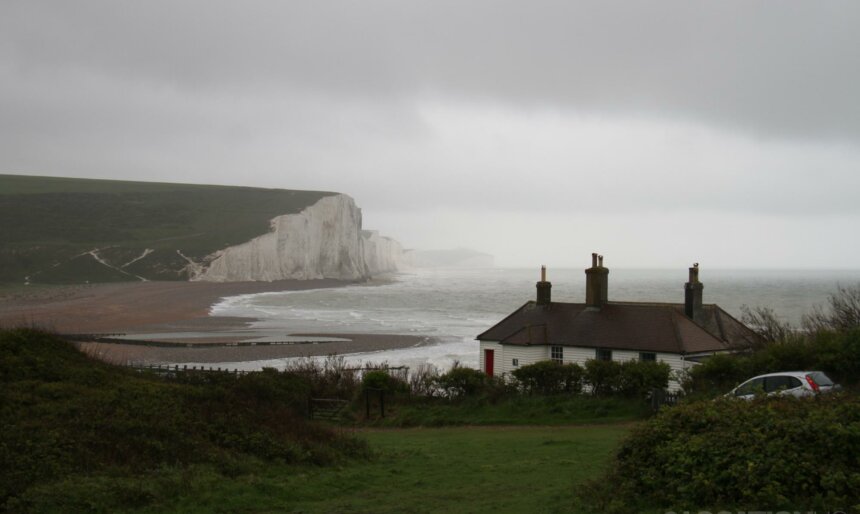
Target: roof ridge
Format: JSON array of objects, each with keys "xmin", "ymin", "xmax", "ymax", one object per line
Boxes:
[{"xmin": 475, "ymin": 301, "xmax": 532, "ymax": 340}]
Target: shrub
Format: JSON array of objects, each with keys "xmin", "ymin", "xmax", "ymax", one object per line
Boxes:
[
  {"xmin": 361, "ymin": 369, "xmax": 408, "ymax": 394},
  {"xmin": 512, "ymin": 360, "xmax": 583, "ymax": 395},
  {"xmin": 616, "ymin": 360, "xmax": 670, "ymax": 397},
  {"xmin": 739, "ymin": 304, "xmax": 795, "ymax": 347},
  {"xmin": 408, "ymin": 363, "xmax": 440, "ymax": 396},
  {"xmin": 435, "ymin": 365, "xmax": 488, "ymax": 398},
  {"xmin": 683, "ymin": 352, "xmax": 751, "ymax": 396},
  {"xmin": 283, "ymin": 355, "xmax": 361, "ymax": 398},
  {"xmin": 802, "ymin": 284, "xmax": 860, "ymax": 333},
  {"xmin": 583, "ymin": 359, "xmax": 622, "ymax": 396},
  {"xmin": 231, "ymin": 367, "xmax": 310, "ymax": 409},
  {"xmin": 580, "ymin": 393, "xmax": 860, "ymax": 512}
]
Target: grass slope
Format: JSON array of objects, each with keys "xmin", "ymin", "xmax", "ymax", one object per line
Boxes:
[
  {"xmin": 0, "ymin": 174, "xmax": 336, "ymax": 284},
  {"xmin": 0, "ymin": 329, "xmax": 367, "ymax": 512}
]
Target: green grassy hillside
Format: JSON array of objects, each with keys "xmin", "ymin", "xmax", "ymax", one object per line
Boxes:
[
  {"xmin": 0, "ymin": 174, "xmax": 335, "ymax": 284},
  {"xmin": 0, "ymin": 328, "xmax": 367, "ymax": 511}
]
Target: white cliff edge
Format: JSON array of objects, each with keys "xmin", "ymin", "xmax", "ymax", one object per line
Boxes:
[{"xmin": 193, "ymin": 194, "xmax": 406, "ymax": 282}]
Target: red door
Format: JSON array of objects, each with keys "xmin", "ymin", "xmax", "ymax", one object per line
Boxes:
[{"xmin": 484, "ymin": 349, "xmax": 494, "ymax": 376}]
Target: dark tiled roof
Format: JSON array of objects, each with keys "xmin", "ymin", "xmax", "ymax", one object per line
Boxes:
[{"xmin": 476, "ymin": 301, "xmax": 759, "ymax": 354}]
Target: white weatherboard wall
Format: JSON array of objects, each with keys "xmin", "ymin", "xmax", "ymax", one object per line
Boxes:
[
  {"xmin": 194, "ymin": 194, "xmax": 407, "ymax": 282},
  {"xmin": 478, "ymin": 341, "xmax": 695, "ymax": 392},
  {"xmin": 480, "ymin": 342, "xmax": 503, "ymax": 375}
]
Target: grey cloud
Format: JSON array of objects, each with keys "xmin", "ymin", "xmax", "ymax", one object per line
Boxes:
[{"xmin": 3, "ymin": 1, "xmax": 859, "ymax": 142}]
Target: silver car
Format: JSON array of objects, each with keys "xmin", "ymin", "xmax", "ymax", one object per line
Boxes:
[{"xmin": 728, "ymin": 371, "xmax": 839, "ymax": 399}]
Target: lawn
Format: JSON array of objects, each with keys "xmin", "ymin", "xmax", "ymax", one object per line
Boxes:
[{"xmin": 126, "ymin": 424, "xmax": 631, "ymax": 514}]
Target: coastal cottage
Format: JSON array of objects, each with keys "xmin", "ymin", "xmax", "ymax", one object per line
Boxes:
[{"xmin": 476, "ymin": 254, "xmax": 760, "ymax": 390}]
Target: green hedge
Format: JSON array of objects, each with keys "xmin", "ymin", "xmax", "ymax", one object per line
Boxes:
[
  {"xmin": 581, "ymin": 393, "xmax": 860, "ymax": 512},
  {"xmin": 512, "ymin": 360, "xmax": 583, "ymax": 395}
]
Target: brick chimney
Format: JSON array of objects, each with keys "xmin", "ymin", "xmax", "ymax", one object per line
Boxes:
[
  {"xmin": 536, "ymin": 265, "xmax": 552, "ymax": 306},
  {"xmin": 585, "ymin": 253, "xmax": 609, "ymax": 308},
  {"xmin": 684, "ymin": 263, "xmax": 703, "ymax": 319}
]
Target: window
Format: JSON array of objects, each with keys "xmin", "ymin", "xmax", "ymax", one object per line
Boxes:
[
  {"xmin": 735, "ymin": 377, "xmax": 765, "ymax": 397},
  {"xmin": 595, "ymin": 348, "xmax": 612, "ymax": 361},
  {"xmin": 765, "ymin": 375, "xmax": 802, "ymax": 393},
  {"xmin": 551, "ymin": 346, "xmax": 563, "ymax": 362},
  {"xmin": 639, "ymin": 352, "xmax": 656, "ymax": 362},
  {"xmin": 512, "ymin": 358, "xmax": 519, "ymax": 367}
]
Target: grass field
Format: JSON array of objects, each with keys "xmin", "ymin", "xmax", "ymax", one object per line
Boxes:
[{"xmin": 121, "ymin": 424, "xmax": 631, "ymax": 514}]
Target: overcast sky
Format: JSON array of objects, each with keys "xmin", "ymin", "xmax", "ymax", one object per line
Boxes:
[{"xmin": 2, "ymin": 1, "xmax": 859, "ymax": 268}]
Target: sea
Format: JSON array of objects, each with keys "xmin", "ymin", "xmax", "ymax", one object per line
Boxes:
[{"xmin": 199, "ymin": 267, "xmax": 860, "ymax": 372}]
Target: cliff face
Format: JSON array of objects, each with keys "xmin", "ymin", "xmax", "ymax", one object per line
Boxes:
[
  {"xmin": 362, "ymin": 230, "xmax": 409, "ymax": 275},
  {"xmin": 194, "ymin": 194, "xmax": 405, "ymax": 282}
]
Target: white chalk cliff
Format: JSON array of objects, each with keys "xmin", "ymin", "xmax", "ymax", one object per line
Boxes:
[
  {"xmin": 193, "ymin": 194, "xmax": 406, "ymax": 282},
  {"xmin": 362, "ymin": 230, "xmax": 409, "ymax": 274}
]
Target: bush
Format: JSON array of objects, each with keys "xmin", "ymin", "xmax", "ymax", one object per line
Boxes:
[
  {"xmin": 583, "ymin": 359, "xmax": 622, "ymax": 396},
  {"xmin": 512, "ymin": 360, "xmax": 583, "ymax": 395},
  {"xmin": 581, "ymin": 393, "xmax": 860, "ymax": 512},
  {"xmin": 683, "ymin": 352, "xmax": 751, "ymax": 396},
  {"xmin": 408, "ymin": 363, "xmax": 440, "ymax": 396},
  {"xmin": 435, "ymin": 365, "xmax": 489, "ymax": 398},
  {"xmin": 802, "ymin": 284, "xmax": 860, "ymax": 333},
  {"xmin": 616, "ymin": 360, "xmax": 670, "ymax": 397},
  {"xmin": 362, "ymin": 369, "xmax": 408, "ymax": 394},
  {"xmin": 806, "ymin": 328, "xmax": 860, "ymax": 386},
  {"xmin": 282, "ymin": 355, "xmax": 361, "ymax": 398}
]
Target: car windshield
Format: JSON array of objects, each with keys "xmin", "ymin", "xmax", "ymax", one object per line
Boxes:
[{"xmin": 808, "ymin": 372, "xmax": 834, "ymax": 386}]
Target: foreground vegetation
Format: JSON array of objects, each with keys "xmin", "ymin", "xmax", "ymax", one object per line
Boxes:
[
  {"xmin": 685, "ymin": 284, "xmax": 860, "ymax": 396},
  {"xmin": 582, "ymin": 394, "xmax": 860, "ymax": 513},
  {"xmin": 582, "ymin": 284, "xmax": 860, "ymax": 513},
  {"xmin": 0, "ymin": 328, "xmax": 367, "ymax": 512},
  {"xmin": 0, "ymin": 174, "xmax": 334, "ymax": 284},
  {"xmin": 1, "ymin": 328, "xmax": 646, "ymax": 513}
]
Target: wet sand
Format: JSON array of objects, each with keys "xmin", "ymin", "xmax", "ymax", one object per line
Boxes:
[
  {"xmin": 0, "ymin": 279, "xmax": 434, "ymax": 365},
  {"xmin": 0, "ymin": 279, "xmax": 355, "ymax": 333}
]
